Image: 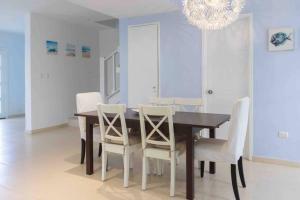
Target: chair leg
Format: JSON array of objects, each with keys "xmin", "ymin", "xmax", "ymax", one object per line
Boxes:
[
  {"xmin": 129, "ymin": 153, "xmax": 134, "ymax": 169},
  {"xmin": 161, "ymin": 160, "xmax": 165, "ymax": 175},
  {"xmin": 170, "ymin": 152, "xmax": 176, "ymax": 197},
  {"xmin": 98, "ymin": 143, "xmax": 102, "ymax": 157},
  {"xmin": 238, "ymin": 157, "xmax": 246, "ymax": 188},
  {"xmin": 80, "ymin": 139, "xmax": 85, "ymax": 164},
  {"xmin": 146, "ymin": 158, "xmax": 151, "ymax": 175},
  {"xmin": 156, "ymin": 159, "xmax": 162, "ymax": 176},
  {"xmin": 142, "ymin": 156, "xmax": 148, "ymax": 190},
  {"xmin": 200, "ymin": 161, "xmax": 205, "ymax": 178},
  {"xmin": 106, "ymin": 156, "xmax": 109, "ymax": 171},
  {"xmin": 123, "ymin": 149, "xmax": 130, "ymax": 188},
  {"xmin": 231, "ymin": 164, "xmax": 240, "ymax": 200},
  {"xmin": 102, "ymin": 151, "xmax": 107, "ymax": 182}
]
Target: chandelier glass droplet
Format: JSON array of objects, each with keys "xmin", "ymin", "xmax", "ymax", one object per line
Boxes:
[{"xmin": 183, "ymin": 0, "xmax": 245, "ymax": 30}]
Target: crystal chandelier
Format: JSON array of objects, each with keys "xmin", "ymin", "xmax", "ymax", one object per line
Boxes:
[{"xmin": 183, "ymin": 0, "xmax": 245, "ymax": 30}]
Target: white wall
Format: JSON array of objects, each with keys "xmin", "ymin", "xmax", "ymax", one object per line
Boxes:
[
  {"xmin": 99, "ymin": 28, "xmax": 119, "ymax": 101},
  {"xmin": 25, "ymin": 13, "xmax": 100, "ymax": 132},
  {"xmin": 0, "ymin": 31, "xmax": 25, "ymax": 117},
  {"xmin": 99, "ymin": 28, "xmax": 119, "ymax": 57}
]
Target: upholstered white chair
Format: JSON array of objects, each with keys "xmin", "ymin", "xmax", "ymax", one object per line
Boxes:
[
  {"xmin": 97, "ymin": 104, "xmax": 140, "ymax": 188},
  {"xmin": 195, "ymin": 97, "xmax": 250, "ymax": 200},
  {"xmin": 76, "ymin": 92, "xmax": 103, "ymax": 164},
  {"xmin": 139, "ymin": 105, "xmax": 185, "ymax": 197}
]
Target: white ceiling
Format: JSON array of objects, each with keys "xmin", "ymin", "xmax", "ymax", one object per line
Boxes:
[
  {"xmin": 67, "ymin": 0, "xmax": 179, "ymax": 18},
  {"xmin": 0, "ymin": 0, "xmax": 116, "ymax": 33},
  {"xmin": 0, "ymin": 0, "xmax": 179, "ymax": 33}
]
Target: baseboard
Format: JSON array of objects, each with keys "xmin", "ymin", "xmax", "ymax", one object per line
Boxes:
[
  {"xmin": 68, "ymin": 117, "xmax": 79, "ymax": 127},
  {"xmin": 253, "ymin": 156, "xmax": 300, "ymax": 168},
  {"xmin": 26, "ymin": 123, "xmax": 68, "ymax": 134},
  {"xmin": 7, "ymin": 113, "xmax": 25, "ymax": 118}
]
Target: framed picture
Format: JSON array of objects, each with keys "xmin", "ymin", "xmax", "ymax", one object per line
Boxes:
[
  {"xmin": 81, "ymin": 46, "xmax": 91, "ymax": 58},
  {"xmin": 268, "ymin": 28, "xmax": 294, "ymax": 51},
  {"xmin": 65, "ymin": 43, "xmax": 76, "ymax": 57},
  {"xmin": 46, "ymin": 40, "xmax": 58, "ymax": 55}
]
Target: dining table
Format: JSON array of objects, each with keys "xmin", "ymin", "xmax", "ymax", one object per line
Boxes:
[{"xmin": 75, "ymin": 109, "xmax": 230, "ymax": 200}]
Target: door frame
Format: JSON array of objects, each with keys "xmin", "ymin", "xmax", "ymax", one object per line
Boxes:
[
  {"xmin": 0, "ymin": 48, "xmax": 9, "ymax": 118},
  {"xmin": 127, "ymin": 22, "xmax": 161, "ymax": 101},
  {"xmin": 201, "ymin": 14, "xmax": 254, "ymax": 160}
]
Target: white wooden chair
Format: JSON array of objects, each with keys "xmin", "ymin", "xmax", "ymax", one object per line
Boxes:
[
  {"xmin": 174, "ymin": 97, "xmax": 205, "ymax": 141},
  {"xmin": 76, "ymin": 92, "xmax": 103, "ymax": 164},
  {"xmin": 149, "ymin": 97, "xmax": 174, "ymax": 106},
  {"xmin": 195, "ymin": 97, "xmax": 250, "ymax": 200},
  {"xmin": 148, "ymin": 97, "xmax": 175, "ymax": 175},
  {"xmin": 173, "ymin": 97, "xmax": 203, "ymax": 113},
  {"xmin": 97, "ymin": 104, "xmax": 140, "ymax": 188},
  {"xmin": 139, "ymin": 105, "xmax": 185, "ymax": 197}
]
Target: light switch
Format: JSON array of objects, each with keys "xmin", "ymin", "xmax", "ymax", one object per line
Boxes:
[{"xmin": 278, "ymin": 131, "xmax": 288, "ymax": 139}]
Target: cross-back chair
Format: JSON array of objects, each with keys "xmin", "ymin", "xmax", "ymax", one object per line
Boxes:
[
  {"xmin": 139, "ymin": 105, "xmax": 185, "ymax": 197},
  {"xmin": 97, "ymin": 104, "xmax": 140, "ymax": 188}
]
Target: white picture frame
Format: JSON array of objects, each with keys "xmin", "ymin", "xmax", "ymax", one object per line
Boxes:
[{"xmin": 268, "ymin": 28, "xmax": 294, "ymax": 51}]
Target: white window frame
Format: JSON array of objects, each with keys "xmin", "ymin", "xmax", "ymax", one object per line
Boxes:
[{"xmin": 104, "ymin": 49, "xmax": 120, "ymax": 100}]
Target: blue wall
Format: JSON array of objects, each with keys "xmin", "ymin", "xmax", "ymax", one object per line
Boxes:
[
  {"xmin": 120, "ymin": 0, "xmax": 300, "ymax": 162},
  {"xmin": 0, "ymin": 31, "xmax": 25, "ymax": 116},
  {"xmin": 244, "ymin": 0, "xmax": 300, "ymax": 161},
  {"xmin": 119, "ymin": 11, "xmax": 202, "ymax": 103}
]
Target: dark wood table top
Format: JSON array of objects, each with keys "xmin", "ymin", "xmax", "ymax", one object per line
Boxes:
[{"xmin": 75, "ymin": 109, "xmax": 230, "ymax": 129}]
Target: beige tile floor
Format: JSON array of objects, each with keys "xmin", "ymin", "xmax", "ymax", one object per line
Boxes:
[{"xmin": 0, "ymin": 117, "xmax": 299, "ymax": 200}]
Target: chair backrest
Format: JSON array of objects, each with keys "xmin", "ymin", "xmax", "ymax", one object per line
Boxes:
[
  {"xmin": 97, "ymin": 104, "xmax": 129, "ymax": 146},
  {"xmin": 174, "ymin": 97, "xmax": 203, "ymax": 112},
  {"xmin": 76, "ymin": 92, "xmax": 103, "ymax": 139},
  {"xmin": 226, "ymin": 97, "xmax": 250, "ymax": 160},
  {"xmin": 139, "ymin": 105, "xmax": 175, "ymax": 152},
  {"xmin": 149, "ymin": 97, "xmax": 174, "ymax": 106}
]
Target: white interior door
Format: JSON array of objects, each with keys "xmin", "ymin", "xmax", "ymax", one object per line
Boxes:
[
  {"xmin": 203, "ymin": 15, "xmax": 253, "ymax": 157},
  {"xmin": 0, "ymin": 50, "xmax": 8, "ymax": 118},
  {"xmin": 128, "ymin": 23, "xmax": 159, "ymax": 108}
]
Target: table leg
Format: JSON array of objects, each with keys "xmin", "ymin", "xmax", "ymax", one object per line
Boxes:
[
  {"xmin": 186, "ymin": 127, "xmax": 194, "ymax": 200},
  {"xmin": 86, "ymin": 117, "xmax": 94, "ymax": 175},
  {"xmin": 209, "ymin": 128, "xmax": 216, "ymax": 174}
]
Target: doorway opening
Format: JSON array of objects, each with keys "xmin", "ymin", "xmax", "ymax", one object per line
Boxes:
[
  {"xmin": 0, "ymin": 50, "xmax": 8, "ymax": 119},
  {"xmin": 202, "ymin": 14, "xmax": 253, "ymax": 160}
]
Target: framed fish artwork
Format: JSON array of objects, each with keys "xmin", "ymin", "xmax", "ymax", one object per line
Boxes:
[{"xmin": 268, "ymin": 28, "xmax": 294, "ymax": 51}]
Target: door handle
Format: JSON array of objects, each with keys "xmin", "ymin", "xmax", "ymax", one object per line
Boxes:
[
  {"xmin": 207, "ymin": 90, "xmax": 213, "ymax": 95},
  {"xmin": 152, "ymin": 86, "xmax": 157, "ymax": 94}
]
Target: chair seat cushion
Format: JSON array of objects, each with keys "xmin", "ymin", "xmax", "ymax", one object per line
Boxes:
[
  {"xmin": 149, "ymin": 141, "xmax": 186, "ymax": 155},
  {"xmin": 105, "ymin": 129, "xmax": 141, "ymax": 146},
  {"xmin": 106, "ymin": 134, "xmax": 140, "ymax": 146},
  {"xmin": 194, "ymin": 138, "xmax": 238, "ymax": 164}
]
